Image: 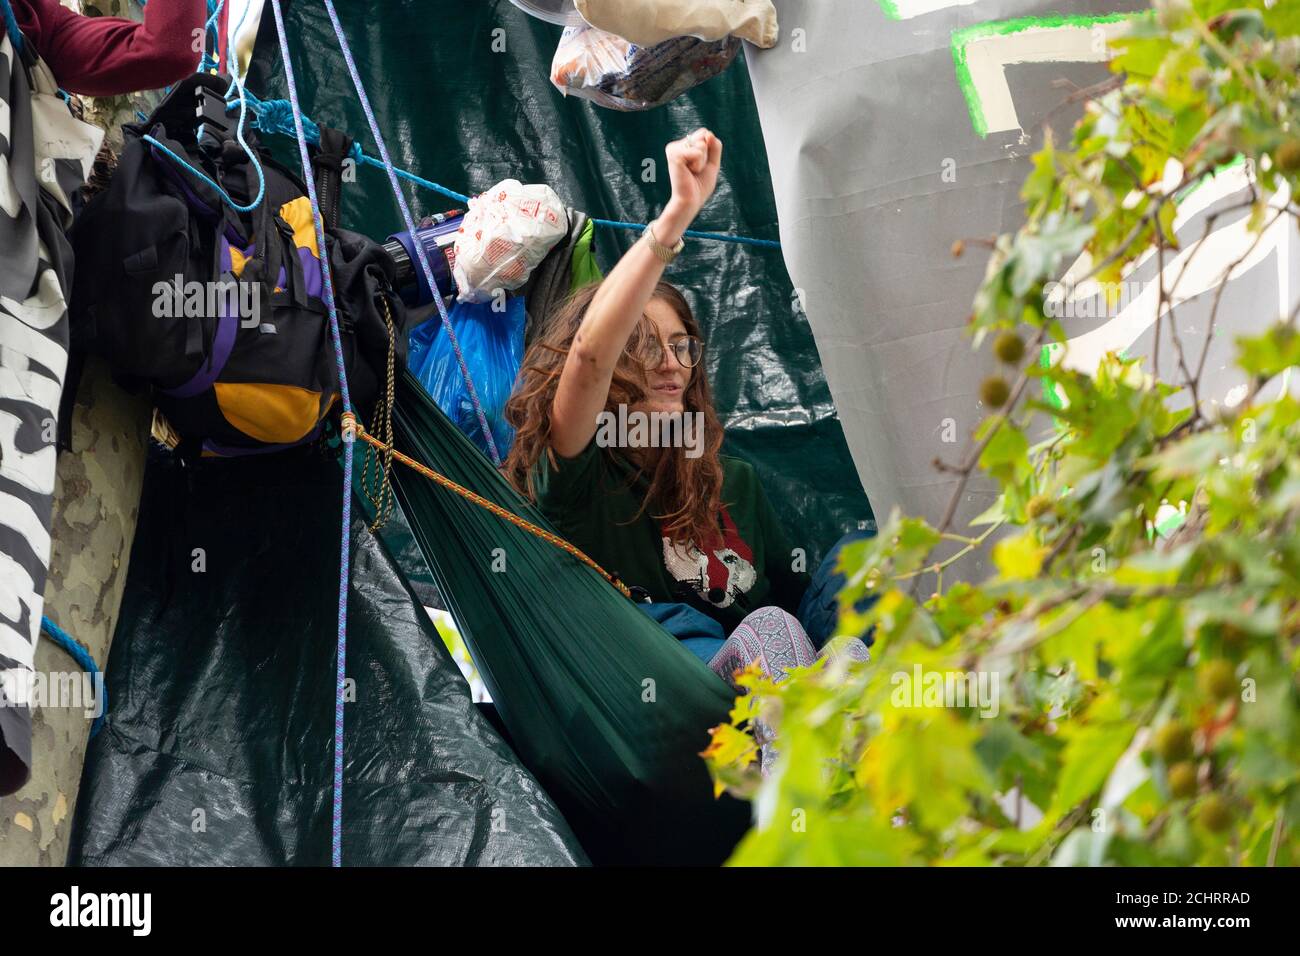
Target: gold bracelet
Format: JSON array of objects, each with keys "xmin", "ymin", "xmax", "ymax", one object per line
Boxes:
[{"xmin": 643, "ymin": 220, "xmax": 685, "ymax": 264}]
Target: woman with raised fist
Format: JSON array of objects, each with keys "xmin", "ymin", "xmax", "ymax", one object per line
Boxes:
[{"xmin": 504, "ymin": 130, "xmax": 870, "ymax": 691}]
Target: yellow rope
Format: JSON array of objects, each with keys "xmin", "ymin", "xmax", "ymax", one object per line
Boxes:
[
  {"xmin": 341, "ymin": 411, "xmax": 633, "ymax": 600},
  {"xmin": 359, "ymin": 294, "xmax": 397, "ymax": 531}
]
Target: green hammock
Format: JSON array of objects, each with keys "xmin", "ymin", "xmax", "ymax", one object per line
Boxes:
[{"xmin": 390, "ymin": 370, "xmax": 751, "ymax": 865}]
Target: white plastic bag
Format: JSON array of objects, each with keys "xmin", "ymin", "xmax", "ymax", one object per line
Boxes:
[
  {"xmin": 550, "ymin": 22, "xmax": 741, "ymax": 111},
  {"xmin": 576, "ymin": 0, "xmax": 778, "ymax": 49},
  {"xmin": 451, "ymin": 180, "xmax": 568, "ymax": 302}
]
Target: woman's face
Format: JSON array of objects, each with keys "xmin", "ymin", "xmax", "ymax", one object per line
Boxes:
[{"xmin": 639, "ymin": 297, "xmax": 693, "ymax": 415}]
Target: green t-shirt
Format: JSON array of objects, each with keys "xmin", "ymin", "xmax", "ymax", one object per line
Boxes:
[{"xmin": 532, "ymin": 438, "xmax": 810, "ymax": 634}]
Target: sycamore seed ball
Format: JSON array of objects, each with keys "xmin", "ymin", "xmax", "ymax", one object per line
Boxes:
[
  {"xmin": 1220, "ymin": 623, "xmax": 1247, "ymax": 649},
  {"xmin": 1154, "ymin": 721, "xmax": 1194, "ymax": 762},
  {"xmin": 1199, "ymin": 659, "xmax": 1237, "ymax": 701},
  {"xmin": 1026, "ymin": 494, "xmax": 1052, "ymax": 519},
  {"xmin": 994, "ymin": 331, "xmax": 1026, "ymax": 364},
  {"xmin": 1168, "ymin": 762, "xmax": 1197, "ymax": 799},
  {"xmin": 1277, "ymin": 140, "xmax": 1300, "ymax": 173},
  {"xmin": 1198, "ymin": 795, "xmax": 1232, "ymax": 833},
  {"xmin": 981, "ymin": 376, "xmax": 1010, "ymax": 408}
]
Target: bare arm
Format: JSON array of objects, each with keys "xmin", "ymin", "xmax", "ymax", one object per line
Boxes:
[{"xmin": 549, "ymin": 129, "xmax": 723, "ymax": 457}]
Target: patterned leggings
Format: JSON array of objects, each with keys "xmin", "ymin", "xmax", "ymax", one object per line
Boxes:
[
  {"xmin": 706, "ymin": 606, "xmax": 869, "ymax": 770},
  {"xmin": 707, "ymin": 605, "xmax": 870, "ymax": 691}
]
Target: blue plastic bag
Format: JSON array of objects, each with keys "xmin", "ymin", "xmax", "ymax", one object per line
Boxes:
[
  {"xmin": 407, "ymin": 310, "xmax": 441, "ymax": 372},
  {"xmin": 408, "ymin": 297, "xmax": 526, "ymax": 458}
]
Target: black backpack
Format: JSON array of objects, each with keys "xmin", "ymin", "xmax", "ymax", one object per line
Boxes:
[{"xmin": 70, "ymin": 73, "xmax": 405, "ymax": 457}]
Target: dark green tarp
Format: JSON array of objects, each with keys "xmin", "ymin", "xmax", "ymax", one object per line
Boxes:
[
  {"xmin": 246, "ymin": 0, "xmax": 874, "ymax": 567},
  {"xmin": 68, "ymin": 450, "xmax": 585, "ymax": 866}
]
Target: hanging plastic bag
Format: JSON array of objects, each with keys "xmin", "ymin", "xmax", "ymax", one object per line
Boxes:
[
  {"xmin": 452, "ymin": 180, "xmax": 568, "ymax": 303},
  {"xmin": 575, "ymin": 0, "xmax": 778, "ymax": 49},
  {"xmin": 507, "ymin": 0, "xmax": 583, "ymax": 25},
  {"xmin": 408, "ymin": 297, "xmax": 526, "ymax": 458},
  {"xmin": 406, "ymin": 306, "xmax": 442, "ymax": 373},
  {"xmin": 550, "ymin": 22, "xmax": 741, "ymax": 112}
]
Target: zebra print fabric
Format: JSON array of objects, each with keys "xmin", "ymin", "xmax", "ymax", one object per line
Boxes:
[{"xmin": 0, "ymin": 33, "xmax": 101, "ymax": 795}]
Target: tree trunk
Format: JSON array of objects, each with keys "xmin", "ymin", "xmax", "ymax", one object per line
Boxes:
[{"xmin": 0, "ymin": 361, "xmax": 150, "ymax": 866}]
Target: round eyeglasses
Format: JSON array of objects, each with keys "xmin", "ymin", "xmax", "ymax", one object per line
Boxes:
[{"xmin": 632, "ymin": 334, "xmax": 703, "ymax": 370}]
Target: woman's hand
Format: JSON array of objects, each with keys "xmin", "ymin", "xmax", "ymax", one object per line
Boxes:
[{"xmin": 663, "ymin": 129, "xmax": 723, "ymax": 230}]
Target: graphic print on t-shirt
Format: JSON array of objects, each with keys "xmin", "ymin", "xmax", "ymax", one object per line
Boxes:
[{"xmin": 661, "ymin": 507, "xmax": 756, "ymax": 608}]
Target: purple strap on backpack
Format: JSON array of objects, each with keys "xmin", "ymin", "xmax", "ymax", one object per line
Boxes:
[{"xmin": 161, "ymin": 240, "xmax": 240, "ymax": 399}]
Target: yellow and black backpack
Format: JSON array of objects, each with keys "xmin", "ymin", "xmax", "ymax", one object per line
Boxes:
[{"xmin": 70, "ymin": 73, "xmax": 404, "ymax": 457}]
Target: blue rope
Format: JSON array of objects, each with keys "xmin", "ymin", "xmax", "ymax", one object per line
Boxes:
[
  {"xmin": 41, "ymin": 617, "xmax": 107, "ymax": 739},
  {"xmin": 228, "ymin": 92, "xmax": 778, "ymax": 249},
  {"xmin": 591, "ymin": 217, "xmax": 783, "ymax": 249},
  {"xmin": 139, "ymin": 135, "xmax": 265, "ymax": 212},
  {"xmin": 360, "ymin": 154, "xmax": 468, "ymax": 205},
  {"xmin": 199, "ymin": 0, "xmax": 223, "ymax": 73},
  {"xmin": 228, "ymin": 89, "xmax": 331, "ymax": 159},
  {"xmin": 269, "ymin": 0, "xmax": 353, "ymax": 869},
  {"xmin": 321, "ymin": 0, "xmax": 502, "ymax": 466},
  {"xmin": 0, "ymin": 0, "xmax": 22, "ymax": 53}
]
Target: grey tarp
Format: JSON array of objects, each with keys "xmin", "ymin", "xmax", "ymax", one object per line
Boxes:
[
  {"xmin": 746, "ymin": 0, "xmax": 1300, "ymax": 580},
  {"xmin": 67, "ymin": 451, "xmax": 585, "ymax": 866}
]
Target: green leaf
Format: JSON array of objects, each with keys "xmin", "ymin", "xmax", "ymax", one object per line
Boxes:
[
  {"xmin": 979, "ymin": 422, "xmax": 1029, "ymax": 484},
  {"xmin": 1022, "ymin": 135, "xmax": 1058, "ymax": 206},
  {"xmin": 969, "ymin": 496, "xmax": 1006, "ymax": 527},
  {"xmin": 859, "ymin": 709, "xmax": 991, "ymax": 831},
  {"xmin": 992, "ymin": 532, "xmax": 1046, "ymax": 580},
  {"xmin": 1010, "ymin": 220, "xmax": 1095, "ymax": 297},
  {"xmin": 1237, "ymin": 325, "xmax": 1300, "ymax": 379},
  {"xmin": 1137, "ymin": 430, "xmax": 1230, "ymax": 479},
  {"xmin": 1050, "ymin": 722, "xmax": 1135, "ymax": 821},
  {"xmin": 1110, "ymin": 34, "xmax": 1174, "ymax": 80}
]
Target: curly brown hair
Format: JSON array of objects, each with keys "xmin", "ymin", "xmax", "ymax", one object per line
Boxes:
[{"xmin": 503, "ymin": 280, "xmax": 726, "ymax": 549}]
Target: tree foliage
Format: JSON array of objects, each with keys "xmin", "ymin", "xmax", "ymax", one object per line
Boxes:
[{"xmin": 703, "ymin": 0, "xmax": 1300, "ymax": 866}]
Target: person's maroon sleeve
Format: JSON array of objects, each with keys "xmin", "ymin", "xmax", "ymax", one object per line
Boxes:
[{"xmin": 33, "ymin": 0, "xmax": 207, "ymax": 97}]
